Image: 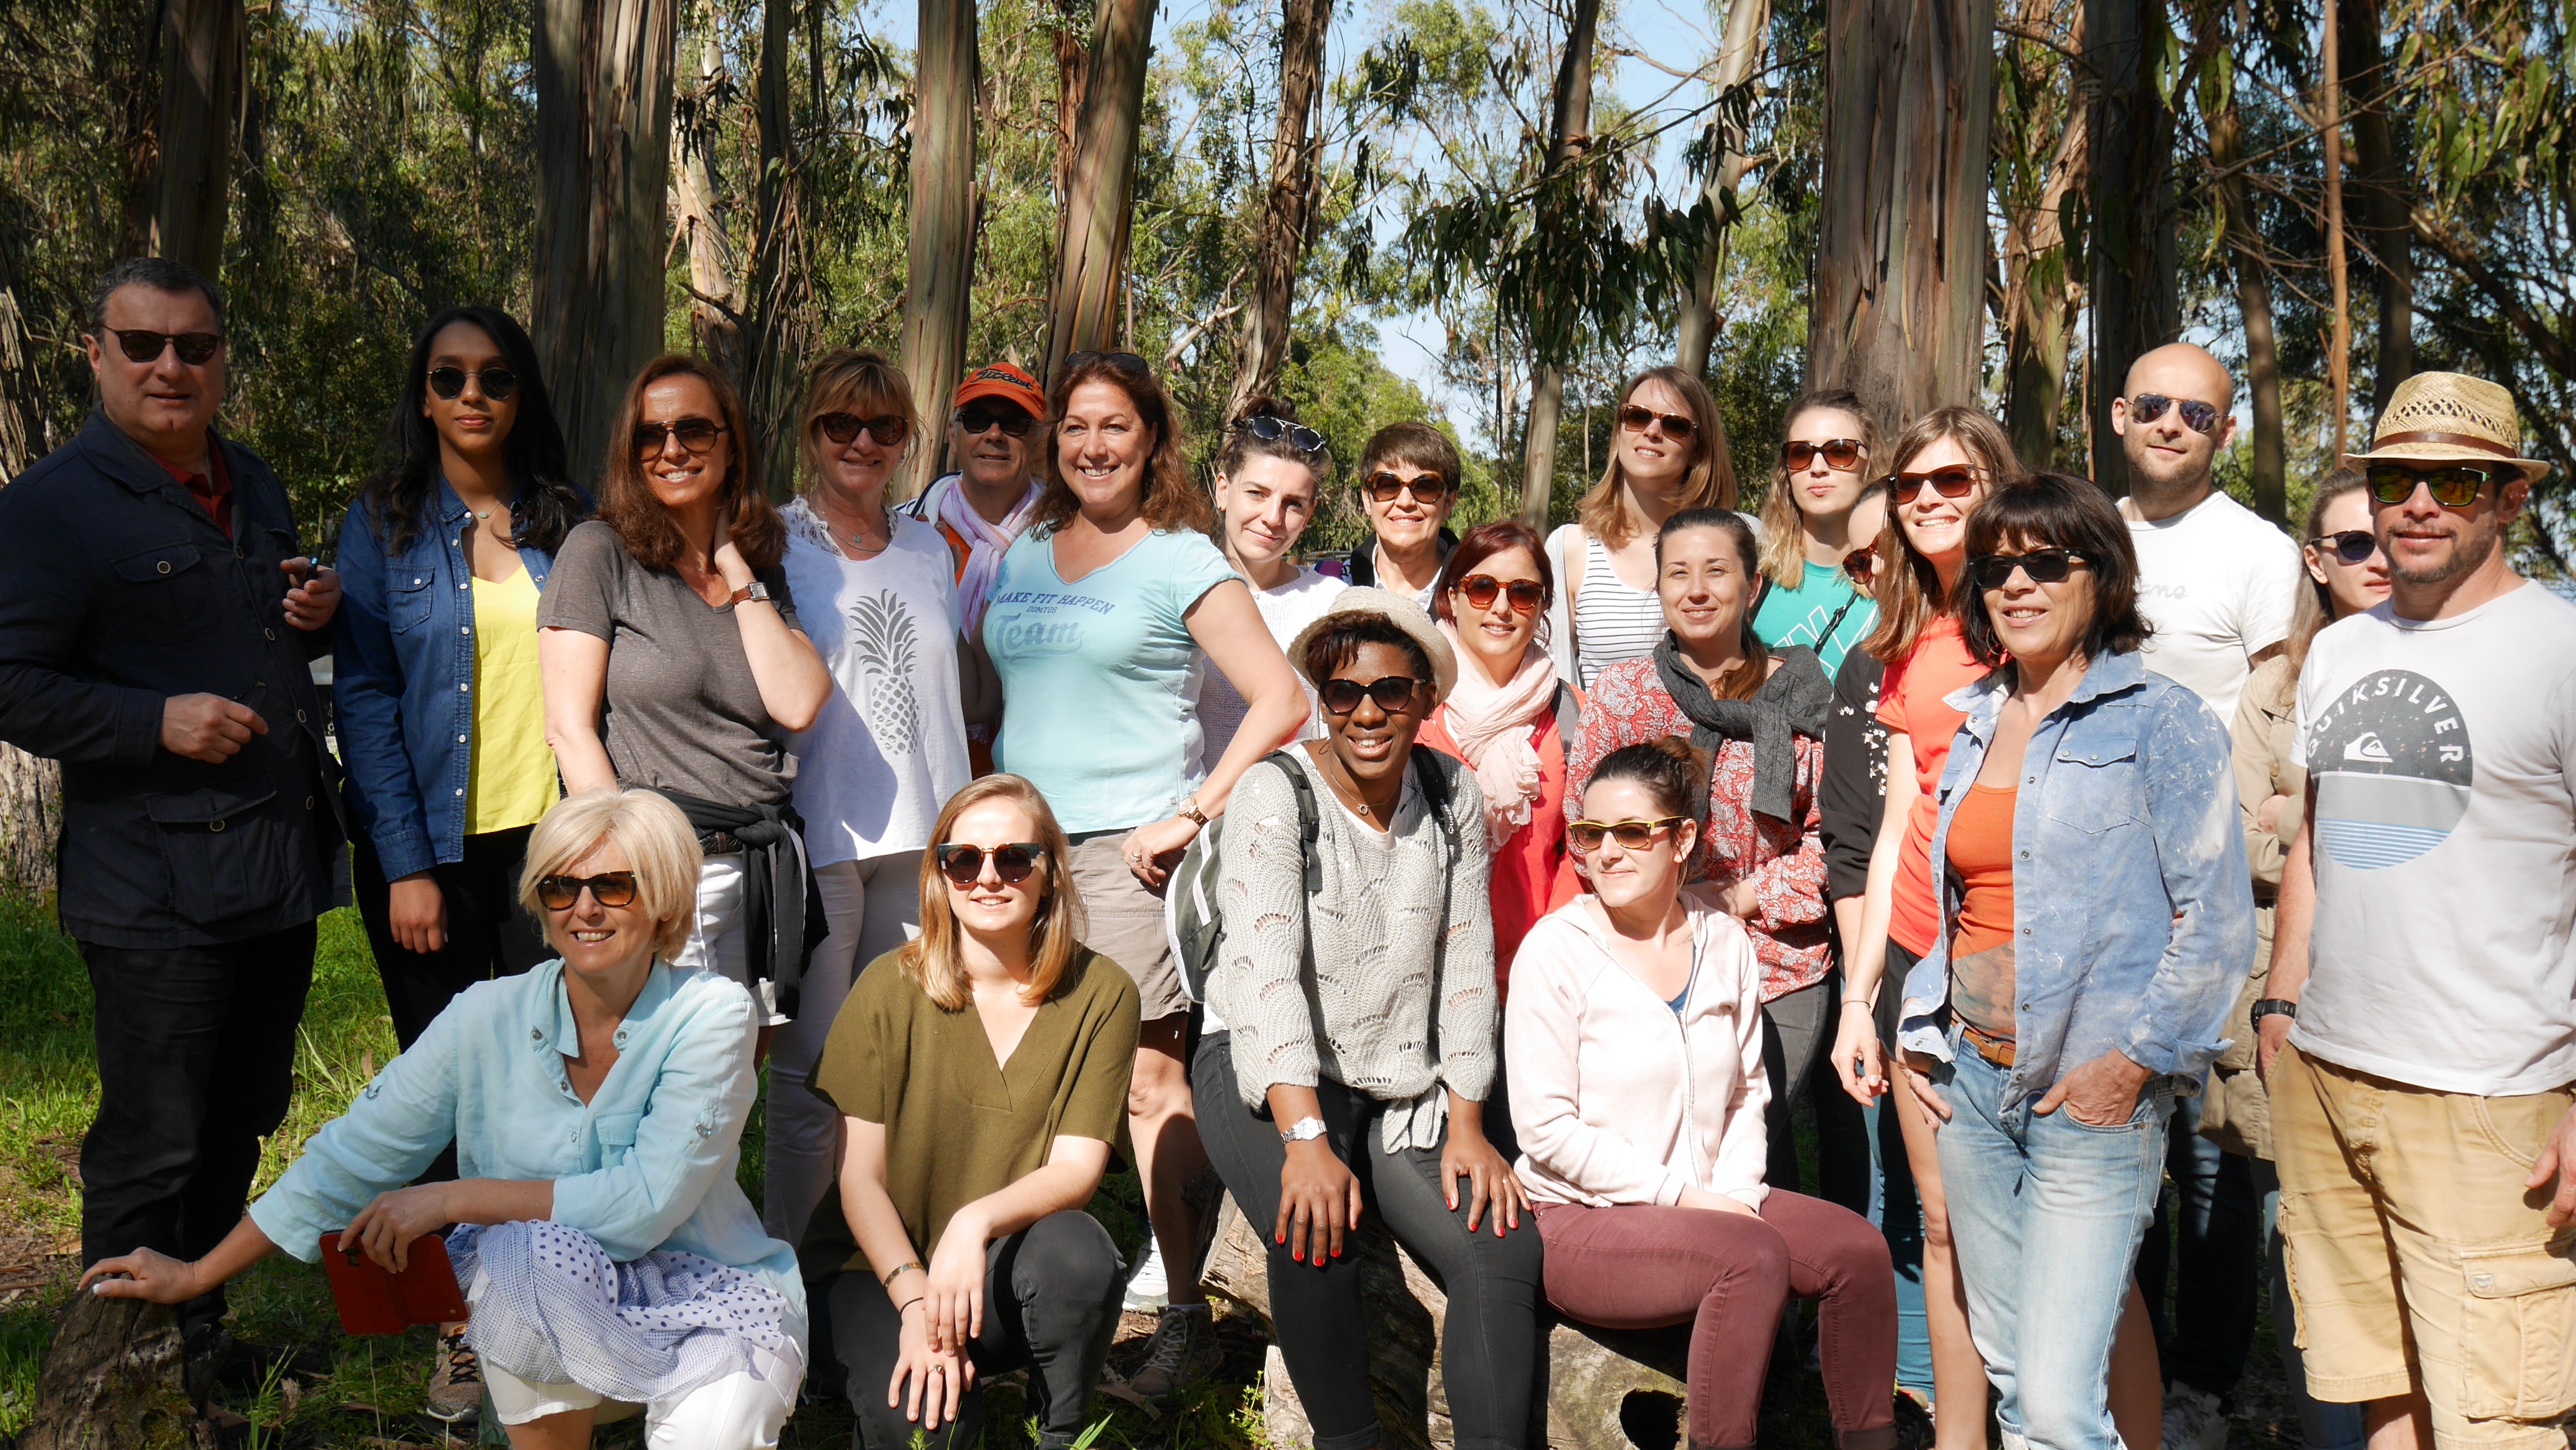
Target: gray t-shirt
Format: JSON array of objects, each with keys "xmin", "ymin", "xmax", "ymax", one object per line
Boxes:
[{"xmin": 537, "ymin": 520, "xmax": 802, "ymax": 806}]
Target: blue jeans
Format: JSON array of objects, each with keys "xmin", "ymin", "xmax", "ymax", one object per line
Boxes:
[{"xmin": 1936, "ymin": 1043, "xmax": 2175, "ymax": 1450}]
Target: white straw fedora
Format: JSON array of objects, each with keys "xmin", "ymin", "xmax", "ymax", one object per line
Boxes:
[
  {"xmin": 1284, "ymin": 586, "xmax": 1460, "ymax": 706},
  {"xmin": 2347, "ymin": 371, "xmax": 2551, "ymax": 485}
]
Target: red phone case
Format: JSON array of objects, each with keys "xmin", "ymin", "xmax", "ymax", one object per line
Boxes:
[{"xmin": 320, "ymin": 1229, "xmax": 472, "ymax": 1336}]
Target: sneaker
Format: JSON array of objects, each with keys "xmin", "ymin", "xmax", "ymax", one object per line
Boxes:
[
  {"xmin": 1891, "ymin": 1387, "xmax": 1936, "ymax": 1450},
  {"xmin": 1120, "ymin": 1304, "xmax": 1218, "ymax": 1402},
  {"xmin": 424, "ymin": 1324, "xmax": 484, "ymax": 1424},
  {"xmin": 1121, "ymin": 1232, "xmax": 1169, "ymax": 1313},
  {"xmin": 2160, "ymin": 1384, "xmax": 2227, "ymax": 1450}
]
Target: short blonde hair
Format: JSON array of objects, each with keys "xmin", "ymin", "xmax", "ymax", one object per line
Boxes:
[
  {"xmin": 798, "ymin": 348, "xmax": 917, "ymax": 494},
  {"xmin": 518, "ymin": 790, "xmax": 705, "ymax": 962},
  {"xmin": 901, "ymin": 775, "xmax": 1084, "ymax": 1011}
]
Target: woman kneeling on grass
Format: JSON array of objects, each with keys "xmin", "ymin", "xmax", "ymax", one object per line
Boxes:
[{"xmin": 84, "ymin": 788, "xmax": 806, "ymax": 1449}]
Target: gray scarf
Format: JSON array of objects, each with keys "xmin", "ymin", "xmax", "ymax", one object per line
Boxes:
[{"xmin": 1652, "ymin": 632, "xmax": 1833, "ymax": 823}]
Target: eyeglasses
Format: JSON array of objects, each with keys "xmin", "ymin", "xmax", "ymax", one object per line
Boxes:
[
  {"xmin": 2366, "ymin": 462, "xmax": 2491, "ymax": 508},
  {"xmin": 1618, "ymin": 405, "xmax": 1698, "ymax": 441},
  {"xmin": 633, "ymin": 417, "xmax": 728, "ymax": 456},
  {"xmin": 1890, "ymin": 467, "xmax": 1979, "ymax": 503},
  {"xmin": 537, "ymin": 871, "xmax": 640, "ymax": 911},
  {"xmin": 1239, "ymin": 415, "xmax": 1330, "ymax": 454},
  {"xmin": 817, "ymin": 411, "xmax": 910, "ymax": 447},
  {"xmin": 427, "ymin": 366, "xmax": 518, "ymax": 402},
  {"xmin": 1319, "ymin": 674, "xmax": 1424, "ymax": 717},
  {"xmin": 1363, "ymin": 470, "xmax": 1451, "ymax": 505},
  {"xmin": 1782, "ymin": 439, "xmax": 1865, "ymax": 472},
  {"xmin": 105, "ymin": 327, "xmax": 223, "ymax": 365},
  {"xmin": 1453, "ymin": 573, "xmax": 1544, "ymax": 615},
  {"xmin": 955, "ymin": 406, "xmax": 1035, "ymax": 438},
  {"xmin": 936, "ymin": 842, "xmax": 1047, "ymax": 886},
  {"xmin": 1063, "ymin": 351, "xmax": 1150, "ymax": 374},
  {"xmin": 1967, "ymin": 548, "xmax": 2091, "ymax": 590},
  {"xmin": 2308, "ymin": 529, "xmax": 2379, "ymax": 565},
  {"xmin": 1566, "ymin": 816, "xmax": 1689, "ymax": 852},
  {"xmin": 2128, "ymin": 392, "xmax": 2222, "ymax": 434},
  {"xmin": 1839, "ymin": 543, "xmax": 1879, "ymax": 586}
]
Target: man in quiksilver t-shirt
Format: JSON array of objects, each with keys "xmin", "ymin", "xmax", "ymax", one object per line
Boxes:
[{"xmin": 2257, "ymin": 371, "xmax": 2576, "ymax": 1450}]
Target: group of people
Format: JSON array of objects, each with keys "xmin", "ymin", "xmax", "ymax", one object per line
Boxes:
[{"xmin": 4, "ymin": 254, "xmax": 2569, "ymax": 1450}]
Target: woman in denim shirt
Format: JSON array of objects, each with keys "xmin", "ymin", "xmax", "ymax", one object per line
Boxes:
[
  {"xmin": 1895, "ymin": 473, "xmax": 2253, "ymax": 1450},
  {"xmin": 85, "ymin": 790, "xmax": 806, "ymax": 1450}
]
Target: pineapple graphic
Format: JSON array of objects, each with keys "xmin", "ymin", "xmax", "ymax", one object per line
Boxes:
[{"xmin": 845, "ymin": 590, "xmax": 923, "ymax": 755}]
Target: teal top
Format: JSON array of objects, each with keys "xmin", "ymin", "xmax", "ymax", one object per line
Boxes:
[
  {"xmin": 983, "ymin": 526, "xmax": 1241, "ymax": 834},
  {"xmin": 1754, "ymin": 563, "xmax": 1879, "ymax": 676},
  {"xmin": 246, "ymin": 959, "xmax": 804, "ymax": 1346}
]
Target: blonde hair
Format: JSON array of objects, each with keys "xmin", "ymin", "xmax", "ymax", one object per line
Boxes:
[
  {"xmin": 518, "ymin": 790, "xmax": 706, "ymax": 962},
  {"xmin": 1861, "ymin": 407, "xmax": 2022, "ymax": 665},
  {"xmin": 1576, "ymin": 366, "xmax": 1738, "ymax": 549},
  {"xmin": 1758, "ymin": 390, "xmax": 1880, "ymax": 590},
  {"xmin": 797, "ymin": 348, "xmax": 917, "ymax": 493},
  {"xmin": 902, "ymin": 775, "xmax": 1085, "ymax": 1011}
]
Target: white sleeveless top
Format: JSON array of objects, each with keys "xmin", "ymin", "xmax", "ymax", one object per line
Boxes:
[{"xmin": 1572, "ymin": 531, "xmax": 1667, "ymax": 688}]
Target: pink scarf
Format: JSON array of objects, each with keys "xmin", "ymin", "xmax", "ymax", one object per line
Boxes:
[{"xmin": 1435, "ymin": 620, "xmax": 1561, "ymax": 853}]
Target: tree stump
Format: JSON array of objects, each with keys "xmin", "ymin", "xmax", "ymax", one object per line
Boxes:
[
  {"xmin": 1199, "ymin": 1194, "xmax": 1690, "ymax": 1450},
  {"xmin": 23, "ymin": 1290, "xmax": 217, "ymax": 1450}
]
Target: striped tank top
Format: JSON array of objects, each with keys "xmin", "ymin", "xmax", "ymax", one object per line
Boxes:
[{"xmin": 1573, "ymin": 530, "xmax": 1667, "ymax": 688}]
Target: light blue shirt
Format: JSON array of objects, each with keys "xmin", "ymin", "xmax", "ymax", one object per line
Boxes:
[
  {"xmin": 1897, "ymin": 649, "xmax": 2255, "ymax": 1115},
  {"xmin": 983, "ymin": 526, "xmax": 1240, "ymax": 834},
  {"xmin": 247, "ymin": 959, "xmax": 806, "ymax": 1346}
]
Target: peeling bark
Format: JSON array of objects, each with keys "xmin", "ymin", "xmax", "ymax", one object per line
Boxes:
[
  {"xmin": 1226, "ymin": 0, "xmax": 1333, "ymax": 423},
  {"xmin": 1044, "ymin": 0, "xmax": 1158, "ymax": 381},
  {"xmin": 898, "ymin": 0, "xmax": 980, "ymax": 502}
]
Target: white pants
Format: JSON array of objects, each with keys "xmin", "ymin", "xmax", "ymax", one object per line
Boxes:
[
  {"xmin": 672, "ymin": 851, "xmax": 786, "ymax": 1025},
  {"xmin": 482, "ymin": 1344, "xmax": 802, "ymax": 1448},
  {"xmin": 761, "ymin": 851, "xmax": 922, "ymax": 1242}
]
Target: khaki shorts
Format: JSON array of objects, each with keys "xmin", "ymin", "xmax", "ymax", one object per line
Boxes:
[
  {"xmin": 2274, "ymin": 1042, "xmax": 2576, "ymax": 1448},
  {"xmin": 1066, "ymin": 830, "xmax": 1189, "ymax": 1022}
]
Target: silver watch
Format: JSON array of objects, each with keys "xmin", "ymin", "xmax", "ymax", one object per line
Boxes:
[{"xmin": 1279, "ymin": 1116, "xmax": 1328, "ymax": 1145}]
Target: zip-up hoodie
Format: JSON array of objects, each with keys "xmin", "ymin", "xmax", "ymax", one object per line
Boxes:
[{"xmin": 1505, "ymin": 893, "xmax": 1772, "ymax": 1211}]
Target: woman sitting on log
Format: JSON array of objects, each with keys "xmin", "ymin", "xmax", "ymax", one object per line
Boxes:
[
  {"xmin": 1510, "ymin": 738, "xmax": 1901, "ymax": 1450},
  {"xmin": 82, "ymin": 788, "xmax": 806, "ymax": 1449}
]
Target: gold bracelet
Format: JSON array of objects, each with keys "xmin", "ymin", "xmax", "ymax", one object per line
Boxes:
[{"xmin": 880, "ymin": 1259, "xmax": 924, "ymax": 1287}]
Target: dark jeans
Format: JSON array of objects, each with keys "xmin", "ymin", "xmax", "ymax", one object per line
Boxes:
[
  {"xmin": 1195, "ymin": 1033, "xmax": 1542, "ymax": 1450},
  {"xmin": 1764, "ymin": 974, "xmax": 1874, "ymax": 1214},
  {"xmin": 2134, "ymin": 1091, "xmax": 2261, "ymax": 1399},
  {"xmin": 830, "ymin": 1210, "xmax": 1123, "ymax": 1450},
  {"xmin": 79, "ymin": 921, "xmax": 316, "ymax": 1338}
]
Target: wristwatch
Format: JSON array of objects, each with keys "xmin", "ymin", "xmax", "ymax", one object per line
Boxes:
[
  {"xmin": 2251, "ymin": 998, "xmax": 2299, "ymax": 1030},
  {"xmin": 728, "ymin": 581, "xmax": 772, "ymax": 607},
  {"xmin": 1279, "ymin": 1116, "xmax": 1328, "ymax": 1145},
  {"xmin": 1176, "ymin": 795, "xmax": 1210, "ymax": 828}
]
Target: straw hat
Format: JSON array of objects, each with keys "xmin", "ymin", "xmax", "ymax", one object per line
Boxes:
[
  {"xmin": 2348, "ymin": 371, "xmax": 2551, "ymax": 485},
  {"xmin": 1285, "ymin": 586, "xmax": 1459, "ymax": 706}
]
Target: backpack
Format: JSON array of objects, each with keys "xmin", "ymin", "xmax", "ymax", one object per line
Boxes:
[{"xmin": 1166, "ymin": 745, "xmax": 1456, "ymax": 1006}]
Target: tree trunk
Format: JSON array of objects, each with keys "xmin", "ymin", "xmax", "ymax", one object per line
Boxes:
[
  {"xmin": 2338, "ymin": 0, "xmax": 2409, "ymax": 409},
  {"xmin": 25, "ymin": 1291, "xmax": 216, "ymax": 1450},
  {"xmin": 532, "ymin": 0, "xmax": 679, "ymax": 483},
  {"xmin": 0, "ymin": 290, "xmax": 61, "ymax": 898},
  {"xmin": 1043, "ymin": 0, "xmax": 1158, "ymax": 382},
  {"xmin": 898, "ymin": 0, "xmax": 981, "ymax": 503},
  {"xmin": 1519, "ymin": 0, "xmax": 1603, "ymax": 530},
  {"xmin": 675, "ymin": 34, "xmax": 744, "ymax": 386},
  {"xmin": 743, "ymin": 0, "xmax": 809, "ymax": 499},
  {"xmin": 2206, "ymin": 51, "xmax": 2286, "ymax": 524},
  {"xmin": 1673, "ymin": 0, "xmax": 1771, "ymax": 380},
  {"xmin": 1809, "ymin": 0, "xmax": 1995, "ymax": 444},
  {"xmin": 2321, "ymin": 0, "xmax": 2351, "ymax": 461},
  {"xmin": 2082, "ymin": 0, "xmax": 2179, "ymax": 493},
  {"xmin": 2002, "ymin": 94, "xmax": 2087, "ymax": 469},
  {"xmin": 1226, "ymin": 0, "xmax": 1333, "ymax": 423},
  {"xmin": 151, "ymin": 0, "xmax": 246, "ymax": 281}
]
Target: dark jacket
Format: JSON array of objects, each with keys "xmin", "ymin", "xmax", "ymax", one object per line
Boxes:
[
  {"xmin": 1335, "ymin": 525, "xmax": 1457, "ymax": 592},
  {"xmin": 0, "ymin": 409, "xmax": 344, "ymax": 948},
  {"xmin": 1819, "ymin": 646, "xmax": 1889, "ymax": 907}
]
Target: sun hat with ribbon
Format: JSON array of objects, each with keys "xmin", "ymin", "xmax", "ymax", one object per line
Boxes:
[
  {"xmin": 1285, "ymin": 586, "xmax": 1460, "ymax": 706},
  {"xmin": 2348, "ymin": 371, "xmax": 2551, "ymax": 485}
]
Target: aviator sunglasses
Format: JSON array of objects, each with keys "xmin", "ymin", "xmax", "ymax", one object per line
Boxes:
[
  {"xmin": 1319, "ymin": 674, "xmax": 1425, "ymax": 717},
  {"xmin": 2127, "ymin": 392, "xmax": 2222, "ymax": 434},
  {"xmin": 1782, "ymin": 439, "xmax": 1866, "ymax": 472},
  {"xmin": 537, "ymin": 871, "xmax": 639, "ymax": 911},
  {"xmin": 1968, "ymin": 548, "xmax": 2091, "ymax": 590},
  {"xmin": 104, "ymin": 326, "xmax": 223, "ymax": 365},
  {"xmin": 817, "ymin": 411, "xmax": 911, "ymax": 447},
  {"xmin": 2310, "ymin": 529, "xmax": 2380, "ymax": 565},
  {"xmin": 936, "ymin": 842, "xmax": 1048, "ymax": 886},
  {"xmin": 2366, "ymin": 463, "xmax": 2492, "ymax": 508},
  {"xmin": 428, "ymin": 365, "xmax": 518, "ymax": 401},
  {"xmin": 1453, "ymin": 573, "xmax": 1545, "ymax": 616},
  {"xmin": 1566, "ymin": 816, "xmax": 1689, "ymax": 852}
]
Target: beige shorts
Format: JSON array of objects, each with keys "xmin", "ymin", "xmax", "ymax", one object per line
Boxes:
[
  {"xmin": 1066, "ymin": 830, "xmax": 1189, "ymax": 1021},
  {"xmin": 2274, "ymin": 1041, "xmax": 2576, "ymax": 1448}
]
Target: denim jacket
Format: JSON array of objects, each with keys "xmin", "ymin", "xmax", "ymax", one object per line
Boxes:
[
  {"xmin": 1898, "ymin": 649, "xmax": 2255, "ymax": 1114},
  {"xmin": 333, "ymin": 480, "xmax": 571, "ymax": 880}
]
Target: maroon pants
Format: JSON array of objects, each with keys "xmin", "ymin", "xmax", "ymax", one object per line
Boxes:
[{"xmin": 1536, "ymin": 1191, "xmax": 1898, "ymax": 1449}]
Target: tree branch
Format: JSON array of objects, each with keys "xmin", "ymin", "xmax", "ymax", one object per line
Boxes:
[{"xmin": 2411, "ymin": 208, "xmax": 2576, "ymax": 380}]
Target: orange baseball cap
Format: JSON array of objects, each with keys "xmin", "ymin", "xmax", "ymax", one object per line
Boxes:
[{"xmin": 951, "ymin": 361, "xmax": 1045, "ymax": 419}]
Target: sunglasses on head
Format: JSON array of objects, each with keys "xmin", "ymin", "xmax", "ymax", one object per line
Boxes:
[
  {"xmin": 817, "ymin": 411, "xmax": 910, "ymax": 447},
  {"xmin": 1453, "ymin": 573, "xmax": 1544, "ymax": 615},
  {"xmin": 1968, "ymin": 548, "xmax": 2091, "ymax": 590},
  {"xmin": 1890, "ymin": 467, "xmax": 1979, "ymax": 503},
  {"xmin": 2366, "ymin": 462, "xmax": 2492, "ymax": 508},
  {"xmin": 1319, "ymin": 674, "xmax": 1424, "ymax": 717},
  {"xmin": 1363, "ymin": 470, "xmax": 1451, "ymax": 505},
  {"xmin": 633, "ymin": 417, "xmax": 727, "ymax": 457},
  {"xmin": 105, "ymin": 327, "xmax": 223, "ymax": 365},
  {"xmin": 2128, "ymin": 392, "xmax": 2223, "ymax": 434},
  {"xmin": 954, "ymin": 406, "xmax": 1034, "ymax": 438},
  {"xmin": 936, "ymin": 842, "xmax": 1047, "ymax": 886},
  {"xmin": 1618, "ymin": 405, "xmax": 1698, "ymax": 441},
  {"xmin": 428, "ymin": 365, "xmax": 518, "ymax": 402},
  {"xmin": 537, "ymin": 871, "xmax": 639, "ymax": 911},
  {"xmin": 1782, "ymin": 438, "xmax": 1866, "ymax": 472},
  {"xmin": 1838, "ymin": 543, "xmax": 1880, "ymax": 585},
  {"xmin": 1566, "ymin": 816, "xmax": 1689, "ymax": 853},
  {"xmin": 1239, "ymin": 415, "xmax": 1330, "ymax": 454},
  {"xmin": 1064, "ymin": 351, "xmax": 1150, "ymax": 375}
]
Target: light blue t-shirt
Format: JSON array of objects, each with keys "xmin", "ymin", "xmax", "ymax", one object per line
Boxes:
[
  {"xmin": 985, "ymin": 527, "xmax": 1241, "ymax": 834},
  {"xmin": 1754, "ymin": 563, "xmax": 1879, "ymax": 676}
]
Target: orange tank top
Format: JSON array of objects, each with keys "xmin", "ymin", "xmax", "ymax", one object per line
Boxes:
[{"xmin": 1944, "ymin": 782, "xmax": 2018, "ymax": 1040}]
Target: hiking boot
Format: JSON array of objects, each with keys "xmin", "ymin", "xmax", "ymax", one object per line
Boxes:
[
  {"xmin": 1120, "ymin": 1303, "xmax": 1217, "ymax": 1402},
  {"xmin": 424, "ymin": 1324, "xmax": 484, "ymax": 1424}
]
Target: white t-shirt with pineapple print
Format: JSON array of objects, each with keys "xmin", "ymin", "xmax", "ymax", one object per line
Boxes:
[{"xmin": 783, "ymin": 499, "xmax": 974, "ymax": 866}]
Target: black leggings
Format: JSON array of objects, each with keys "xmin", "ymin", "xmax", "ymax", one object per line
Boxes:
[
  {"xmin": 1195, "ymin": 1033, "xmax": 1543, "ymax": 1450},
  {"xmin": 830, "ymin": 1210, "xmax": 1123, "ymax": 1450}
]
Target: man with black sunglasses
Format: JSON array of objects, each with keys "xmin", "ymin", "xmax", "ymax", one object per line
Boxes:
[{"xmin": 0, "ymin": 257, "xmax": 346, "ymax": 1365}]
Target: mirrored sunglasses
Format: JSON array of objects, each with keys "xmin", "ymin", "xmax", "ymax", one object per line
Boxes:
[
  {"xmin": 2128, "ymin": 392, "xmax": 2221, "ymax": 434},
  {"xmin": 2366, "ymin": 463, "xmax": 2491, "ymax": 508}
]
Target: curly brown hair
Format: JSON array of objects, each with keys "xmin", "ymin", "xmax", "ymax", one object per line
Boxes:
[
  {"xmin": 597, "ymin": 354, "xmax": 785, "ymax": 573},
  {"xmin": 1028, "ymin": 354, "xmax": 1211, "ymax": 536}
]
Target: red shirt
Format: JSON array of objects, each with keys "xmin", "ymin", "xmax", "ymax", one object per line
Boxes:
[
  {"xmin": 1874, "ymin": 614, "xmax": 1986, "ymax": 958},
  {"xmin": 152, "ymin": 433, "xmax": 233, "ymax": 538},
  {"xmin": 1417, "ymin": 706, "xmax": 1583, "ymax": 998}
]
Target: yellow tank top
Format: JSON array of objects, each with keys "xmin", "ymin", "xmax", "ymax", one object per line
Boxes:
[{"xmin": 468, "ymin": 568, "xmax": 557, "ymax": 834}]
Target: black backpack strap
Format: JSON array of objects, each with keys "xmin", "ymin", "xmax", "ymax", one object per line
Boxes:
[{"xmin": 1551, "ymin": 681, "xmax": 1582, "ymax": 757}]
